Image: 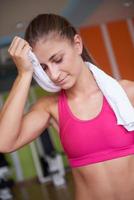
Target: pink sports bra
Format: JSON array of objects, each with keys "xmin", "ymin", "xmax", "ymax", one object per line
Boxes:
[{"xmin": 58, "ymin": 89, "xmax": 134, "ymax": 168}]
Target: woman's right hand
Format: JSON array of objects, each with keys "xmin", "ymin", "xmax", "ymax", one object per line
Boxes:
[{"xmin": 8, "ymin": 36, "xmax": 34, "ymax": 75}]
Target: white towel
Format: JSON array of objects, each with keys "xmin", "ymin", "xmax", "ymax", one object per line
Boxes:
[
  {"xmin": 28, "ymin": 51, "xmax": 61, "ymax": 92},
  {"xmin": 85, "ymin": 62, "xmax": 134, "ymax": 132},
  {"xmin": 28, "ymin": 51, "xmax": 134, "ymax": 132}
]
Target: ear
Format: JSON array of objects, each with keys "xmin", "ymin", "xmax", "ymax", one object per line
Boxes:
[{"xmin": 73, "ymin": 34, "xmax": 83, "ymax": 55}]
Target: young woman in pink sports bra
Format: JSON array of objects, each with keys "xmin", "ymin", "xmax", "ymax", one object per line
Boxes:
[{"xmin": 0, "ymin": 14, "xmax": 134, "ymax": 200}]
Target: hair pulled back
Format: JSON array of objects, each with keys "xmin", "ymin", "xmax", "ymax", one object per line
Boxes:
[{"xmin": 25, "ymin": 13, "xmax": 95, "ymax": 64}]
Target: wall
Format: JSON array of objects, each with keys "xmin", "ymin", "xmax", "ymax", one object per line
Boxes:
[{"xmin": 80, "ymin": 17, "xmax": 134, "ymax": 80}]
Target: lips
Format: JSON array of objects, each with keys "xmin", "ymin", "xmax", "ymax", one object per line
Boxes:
[
  {"xmin": 58, "ymin": 78, "xmax": 66, "ymax": 82},
  {"xmin": 56, "ymin": 75, "xmax": 68, "ymax": 84}
]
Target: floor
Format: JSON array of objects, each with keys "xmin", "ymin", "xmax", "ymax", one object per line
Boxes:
[{"xmin": 11, "ymin": 171, "xmax": 75, "ymax": 200}]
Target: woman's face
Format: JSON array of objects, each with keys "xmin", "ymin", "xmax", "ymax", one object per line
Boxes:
[{"xmin": 33, "ymin": 34, "xmax": 83, "ymax": 90}]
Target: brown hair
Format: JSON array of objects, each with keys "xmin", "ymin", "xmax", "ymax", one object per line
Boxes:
[{"xmin": 25, "ymin": 13, "xmax": 96, "ymax": 64}]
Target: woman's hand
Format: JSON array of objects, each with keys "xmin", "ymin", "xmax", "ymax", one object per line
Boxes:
[{"xmin": 8, "ymin": 36, "xmax": 34, "ymax": 75}]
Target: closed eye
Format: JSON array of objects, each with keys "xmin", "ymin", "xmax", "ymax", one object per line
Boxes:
[
  {"xmin": 54, "ymin": 58, "xmax": 63, "ymax": 63},
  {"xmin": 40, "ymin": 57, "xmax": 63, "ymax": 70}
]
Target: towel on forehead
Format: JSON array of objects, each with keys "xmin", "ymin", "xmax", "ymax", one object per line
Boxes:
[{"xmin": 28, "ymin": 50, "xmax": 61, "ymax": 92}]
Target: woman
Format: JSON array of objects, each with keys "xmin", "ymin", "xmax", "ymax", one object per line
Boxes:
[{"xmin": 0, "ymin": 14, "xmax": 134, "ymax": 200}]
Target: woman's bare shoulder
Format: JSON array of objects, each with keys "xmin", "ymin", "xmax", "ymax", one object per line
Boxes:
[
  {"xmin": 118, "ymin": 79, "xmax": 134, "ymax": 106},
  {"xmin": 30, "ymin": 92, "xmax": 60, "ymax": 113}
]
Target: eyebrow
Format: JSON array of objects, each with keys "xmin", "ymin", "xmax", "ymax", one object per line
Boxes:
[{"xmin": 48, "ymin": 50, "xmax": 63, "ymax": 61}]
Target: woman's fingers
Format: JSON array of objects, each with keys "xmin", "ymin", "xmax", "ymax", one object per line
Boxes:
[
  {"xmin": 22, "ymin": 45, "xmax": 32, "ymax": 57},
  {"xmin": 8, "ymin": 36, "xmax": 18, "ymax": 51},
  {"xmin": 8, "ymin": 36, "xmax": 34, "ymax": 74},
  {"xmin": 8, "ymin": 36, "xmax": 20, "ymax": 55},
  {"xmin": 8, "ymin": 36, "xmax": 29, "ymax": 56}
]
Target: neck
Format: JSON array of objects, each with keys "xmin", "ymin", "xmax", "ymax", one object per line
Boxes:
[{"xmin": 65, "ymin": 61, "xmax": 99, "ymax": 99}]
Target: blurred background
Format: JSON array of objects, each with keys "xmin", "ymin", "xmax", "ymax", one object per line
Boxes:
[{"xmin": 0, "ymin": 0, "xmax": 134, "ymax": 199}]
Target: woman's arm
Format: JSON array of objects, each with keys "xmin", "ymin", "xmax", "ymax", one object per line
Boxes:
[
  {"xmin": 0, "ymin": 36, "xmax": 50, "ymax": 152},
  {"xmin": 0, "ymin": 72, "xmax": 33, "ymax": 152},
  {"xmin": 8, "ymin": 96, "xmax": 51, "ymax": 152},
  {"xmin": 0, "ymin": 74, "xmax": 51, "ymax": 153}
]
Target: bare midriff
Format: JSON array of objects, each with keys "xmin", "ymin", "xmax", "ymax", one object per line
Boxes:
[{"xmin": 72, "ymin": 155, "xmax": 134, "ymax": 200}]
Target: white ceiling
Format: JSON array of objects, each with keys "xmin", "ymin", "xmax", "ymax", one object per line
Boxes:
[
  {"xmin": 0, "ymin": 0, "xmax": 134, "ymax": 42},
  {"xmin": 0, "ymin": 0, "xmax": 67, "ymax": 37},
  {"xmin": 83, "ymin": 0, "xmax": 134, "ymax": 26}
]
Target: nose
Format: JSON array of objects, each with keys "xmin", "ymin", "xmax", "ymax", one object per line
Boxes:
[{"xmin": 48, "ymin": 64, "xmax": 60, "ymax": 82}]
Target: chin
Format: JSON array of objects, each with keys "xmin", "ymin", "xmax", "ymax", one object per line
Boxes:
[
  {"xmin": 61, "ymin": 81, "xmax": 75, "ymax": 90},
  {"xmin": 61, "ymin": 84, "xmax": 71, "ymax": 90}
]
